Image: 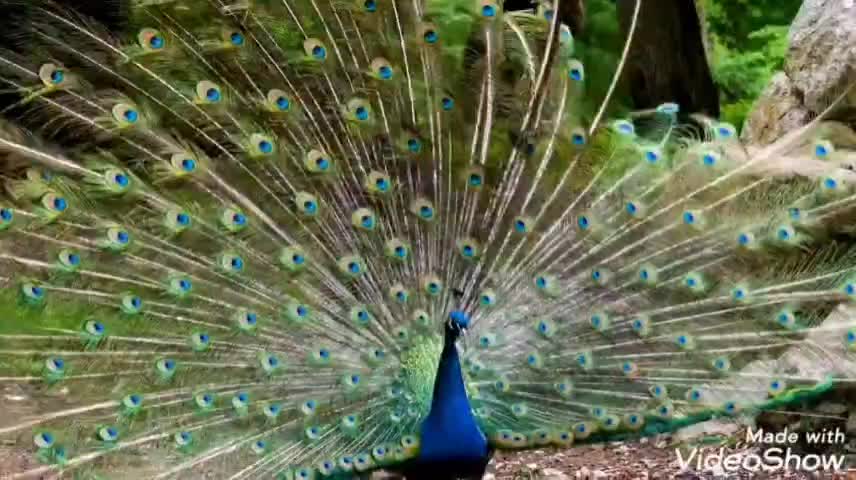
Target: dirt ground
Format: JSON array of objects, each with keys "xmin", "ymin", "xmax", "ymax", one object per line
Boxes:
[
  {"xmin": 484, "ymin": 438, "xmax": 856, "ymax": 479},
  {"xmin": 369, "ymin": 427, "xmax": 856, "ymax": 479},
  {"xmin": 5, "ymin": 436, "xmax": 856, "ymax": 479},
  {"xmin": 4, "ymin": 379, "xmax": 855, "ymax": 480}
]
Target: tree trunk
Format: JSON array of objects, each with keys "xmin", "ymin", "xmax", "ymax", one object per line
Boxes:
[{"xmin": 616, "ymin": 0, "xmax": 720, "ymax": 117}]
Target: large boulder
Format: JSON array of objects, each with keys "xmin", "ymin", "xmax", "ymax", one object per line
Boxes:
[
  {"xmin": 742, "ymin": 0, "xmax": 856, "ymax": 145},
  {"xmin": 787, "ymin": 0, "xmax": 856, "ymax": 113},
  {"xmin": 740, "ymin": 72, "xmax": 813, "ymax": 146}
]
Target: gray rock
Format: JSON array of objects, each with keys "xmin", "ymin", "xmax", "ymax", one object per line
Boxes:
[
  {"xmin": 742, "ymin": 0, "xmax": 856, "ymax": 145},
  {"xmin": 540, "ymin": 467, "xmax": 571, "ymax": 479},
  {"xmin": 847, "ymin": 411, "xmax": 856, "ymax": 434},
  {"xmin": 787, "ymin": 0, "xmax": 856, "ymax": 113},
  {"xmin": 370, "ymin": 471, "xmax": 403, "ymax": 479},
  {"xmin": 741, "ymin": 72, "xmax": 813, "ymax": 145},
  {"xmin": 816, "ymin": 402, "xmax": 848, "ymax": 415},
  {"xmin": 673, "ymin": 419, "xmax": 742, "ymax": 443}
]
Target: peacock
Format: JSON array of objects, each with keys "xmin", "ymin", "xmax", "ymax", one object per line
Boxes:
[{"xmin": 1, "ymin": 0, "xmax": 856, "ymax": 478}]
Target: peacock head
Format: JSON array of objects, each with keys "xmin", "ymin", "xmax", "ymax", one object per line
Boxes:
[{"xmin": 446, "ymin": 310, "xmax": 469, "ymax": 340}]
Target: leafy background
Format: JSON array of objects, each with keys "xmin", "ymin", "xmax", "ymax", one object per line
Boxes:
[
  {"xmin": 703, "ymin": 0, "xmax": 803, "ymax": 130},
  {"xmin": 566, "ymin": 0, "xmax": 804, "ymax": 132}
]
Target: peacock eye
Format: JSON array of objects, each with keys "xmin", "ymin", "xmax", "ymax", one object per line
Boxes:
[
  {"xmin": 123, "ymin": 109, "xmax": 138, "ymax": 123},
  {"xmin": 645, "ymin": 150, "xmax": 659, "ymax": 163},
  {"xmin": 276, "ymin": 98, "xmax": 291, "ymax": 112},
  {"xmin": 206, "ymin": 88, "xmax": 221, "ymax": 102}
]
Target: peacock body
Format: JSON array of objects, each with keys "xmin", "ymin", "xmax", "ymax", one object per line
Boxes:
[{"xmin": 0, "ymin": 0, "xmax": 855, "ymax": 478}]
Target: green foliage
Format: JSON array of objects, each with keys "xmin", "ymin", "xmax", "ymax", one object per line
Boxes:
[
  {"xmin": 703, "ymin": 0, "xmax": 801, "ymax": 48},
  {"xmin": 711, "ymin": 25, "xmax": 790, "ymax": 127},
  {"xmin": 576, "ymin": 0, "xmax": 626, "ymax": 109},
  {"xmin": 703, "ymin": 0, "xmax": 801, "ymax": 126},
  {"xmin": 702, "ymin": 0, "xmax": 802, "ymax": 129}
]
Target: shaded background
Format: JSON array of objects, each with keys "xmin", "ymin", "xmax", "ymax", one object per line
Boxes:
[{"xmin": 0, "ymin": 0, "xmax": 804, "ymax": 132}]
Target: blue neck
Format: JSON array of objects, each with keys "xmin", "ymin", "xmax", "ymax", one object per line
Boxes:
[{"xmin": 417, "ymin": 316, "xmax": 488, "ymax": 464}]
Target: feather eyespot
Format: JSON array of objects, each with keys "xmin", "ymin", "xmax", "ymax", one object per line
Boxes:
[
  {"xmin": 304, "ymin": 39, "xmax": 327, "ymax": 60},
  {"xmin": 138, "ymin": 28, "xmax": 166, "ymax": 51}
]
